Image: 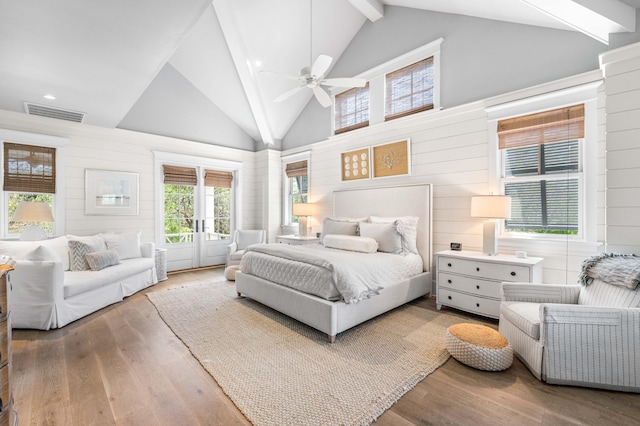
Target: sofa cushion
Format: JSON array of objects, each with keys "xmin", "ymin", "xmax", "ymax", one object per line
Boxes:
[
  {"xmin": 24, "ymin": 245, "xmax": 58, "ymax": 261},
  {"xmin": 229, "ymin": 250, "xmax": 245, "ymax": 261},
  {"xmin": 102, "ymin": 231, "xmax": 142, "ymax": 260},
  {"xmin": 0, "ymin": 236, "xmax": 70, "ymax": 271},
  {"xmin": 86, "ymin": 249, "xmax": 120, "ymax": 271},
  {"xmin": 500, "ymin": 301, "xmax": 541, "ymax": 340},
  {"xmin": 578, "ymin": 278, "xmax": 640, "ymax": 308},
  {"xmin": 64, "ymin": 257, "xmax": 155, "ymax": 298}
]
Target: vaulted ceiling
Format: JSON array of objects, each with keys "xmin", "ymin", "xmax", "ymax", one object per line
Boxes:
[{"xmin": 0, "ymin": 0, "xmax": 638, "ymax": 151}]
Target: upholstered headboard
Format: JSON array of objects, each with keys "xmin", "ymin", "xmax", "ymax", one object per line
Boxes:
[{"xmin": 333, "ymin": 183, "xmax": 433, "ymax": 271}]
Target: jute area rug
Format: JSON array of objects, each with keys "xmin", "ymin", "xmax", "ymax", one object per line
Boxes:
[{"xmin": 147, "ymin": 281, "xmax": 471, "ymax": 426}]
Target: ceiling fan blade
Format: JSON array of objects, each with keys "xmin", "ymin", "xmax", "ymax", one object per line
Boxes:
[
  {"xmin": 321, "ymin": 77, "xmax": 367, "ymax": 88},
  {"xmin": 311, "ymin": 54, "xmax": 332, "ymax": 78},
  {"xmin": 274, "ymin": 85, "xmax": 305, "ymax": 103},
  {"xmin": 312, "ymin": 86, "xmax": 332, "ymax": 108}
]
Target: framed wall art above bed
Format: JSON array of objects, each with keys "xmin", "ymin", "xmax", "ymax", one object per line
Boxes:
[{"xmin": 372, "ymin": 139, "xmax": 410, "ymax": 179}]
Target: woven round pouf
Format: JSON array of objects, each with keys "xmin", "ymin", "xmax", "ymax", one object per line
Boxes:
[
  {"xmin": 446, "ymin": 323, "xmax": 513, "ymax": 371},
  {"xmin": 224, "ymin": 265, "xmax": 240, "ymax": 281}
]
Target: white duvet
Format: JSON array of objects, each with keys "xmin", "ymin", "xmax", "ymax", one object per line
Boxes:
[{"xmin": 240, "ymin": 243, "xmax": 423, "ymax": 303}]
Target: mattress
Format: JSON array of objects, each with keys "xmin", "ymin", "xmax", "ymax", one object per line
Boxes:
[{"xmin": 240, "ymin": 243, "xmax": 423, "ymax": 303}]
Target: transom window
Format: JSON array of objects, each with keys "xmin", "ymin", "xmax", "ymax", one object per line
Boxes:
[
  {"xmin": 499, "ymin": 104, "xmax": 584, "ymax": 236},
  {"xmin": 334, "ymin": 84, "xmax": 369, "ymax": 134},
  {"xmin": 385, "ymin": 57, "xmax": 434, "ymax": 121}
]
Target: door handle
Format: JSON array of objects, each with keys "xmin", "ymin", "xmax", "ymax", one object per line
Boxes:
[{"xmin": 195, "ymin": 220, "xmax": 199, "ymax": 233}]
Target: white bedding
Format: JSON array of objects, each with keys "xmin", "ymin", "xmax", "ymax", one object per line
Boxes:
[{"xmin": 240, "ymin": 243, "xmax": 423, "ymax": 303}]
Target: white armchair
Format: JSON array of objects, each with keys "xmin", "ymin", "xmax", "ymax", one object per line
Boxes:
[
  {"xmin": 499, "ymin": 255, "xmax": 640, "ymax": 392},
  {"xmin": 226, "ymin": 229, "xmax": 267, "ymax": 267}
]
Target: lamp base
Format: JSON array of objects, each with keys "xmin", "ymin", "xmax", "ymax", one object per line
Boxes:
[
  {"xmin": 20, "ymin": 225, "xmax": 48, "ymax": 241},
  {"xmin": 482, "ymin": 220, "xmax": 498, "ymax": 255},
  {"xmin": 299, "ymin": 216, "xmax": 309, "ymax": 237}
]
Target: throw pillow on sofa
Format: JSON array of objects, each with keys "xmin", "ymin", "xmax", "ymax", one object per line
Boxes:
[
  {"xmin": 85, "ymin": 249, "xmax": 120, "ymax": 271},
  {"xmin": 102, "ymin": 231, "xmax": 142, "ymax": 260},
  {"xmin": 68, "ymin": 235, "xmax": 107, "ymax": 271}
]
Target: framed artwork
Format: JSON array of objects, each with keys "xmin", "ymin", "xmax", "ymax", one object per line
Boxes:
[
  {"xmin": 85, "ymin": 169, "xmax": 139, "ymax": 215},
  {"xmin": 341, "ymin": 148, "xmax": 370, "ymax": 181},
  {"xmin": 372, "ymin": 139, "xmax": 410, "ymax": 178}
]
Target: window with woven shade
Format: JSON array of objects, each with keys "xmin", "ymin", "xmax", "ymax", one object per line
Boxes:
[
  {"xmin": 499, "ymin": 104, "xmax": 584, "ymax": 236},
  {"xmin": 204, "ymin": 170, "xmax": 232, "ymax": 240},
  {"xmin": 334, "ymin": 84, "xmax": 369, "ymax": 134},
  {"xmin": 3, "ymin": 143, "xmax": 56, "ymax": 194},
  {"xmin": 385, "ymin": 56, "xmax": 434, "ymax": 121},
  {"xmin": 282, "ymin": 155, "xmax": 310, "ymax": 226}
]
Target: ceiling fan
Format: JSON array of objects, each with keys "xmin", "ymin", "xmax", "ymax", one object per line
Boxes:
[{"xmin": 271, "ymin": 0, "xmax": 366, "ymax": 108}]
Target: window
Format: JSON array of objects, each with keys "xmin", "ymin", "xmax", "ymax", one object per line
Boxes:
[
  {"xmin": 334, "ymin": 84, "xmax": 369, "ymax": 134},
  {"xmin": 499, "ymin": 104, "xmax": 584, "ymax": 236},
  {"xmin": 162, "ymin": 165, "xmax": 196, "ymax": 244},
  {"xmin": 385, "ymin": 57, "xmax": 434, "ymax": 121},
  {"xmin": 203, "ymin": 170, "xmax": 232, "ymax": 240},
  {"xmin": 3, "ymin": 142, "xmax": 56, "ymax": 238},
  {"xmin": 283, "ymin": 156, "xmax": 309, "ymax": 226}
]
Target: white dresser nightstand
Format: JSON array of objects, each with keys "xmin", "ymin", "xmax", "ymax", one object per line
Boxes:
[
  {"xmin": 436, "ymin": 250, "xmax": 543, "ymax": 319},
  {"xmin": 276, "ymin": 235, "xmax": 320, "ymax": 245}
]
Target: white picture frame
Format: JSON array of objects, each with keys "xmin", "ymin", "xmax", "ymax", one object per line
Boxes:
[{"xmin": 85, "ymin": 169, "xmax": 139, "ymax": 215}]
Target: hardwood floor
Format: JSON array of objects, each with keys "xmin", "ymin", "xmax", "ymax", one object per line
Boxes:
[{"xmin": 12, "ymin": 268, "xmax": 640, "ymax": 425}]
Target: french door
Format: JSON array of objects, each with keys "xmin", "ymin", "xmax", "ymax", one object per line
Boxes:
[{"xmin": 155, "ymin": 152, "xmax": 240, "ymax": 272}]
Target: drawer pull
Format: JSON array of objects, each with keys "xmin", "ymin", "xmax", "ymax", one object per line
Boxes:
[
  {"xmin": 448, "ymin": 296, "xmax": 452, "ymax": 300},
  {"xmin": 511, "ymin": 271, "xmax": 516, "ymax": 276},
  {"xmin": 476, "ymin": 303, "xmax": 480, "ymax": 307},
  {"xmin": 447, "ymin": 279, "xmax": 452, "ymax": 284},
  {"xmin": 447, "ymin": 263, "xmax": 452, "ymax": 267},
  {"xmin": 476, "ymin": 285, "xmax": 480, "ymax": 290},
  {"xmin": 476, "ymin": 267, "xmax": 480, "ymax": 272}
]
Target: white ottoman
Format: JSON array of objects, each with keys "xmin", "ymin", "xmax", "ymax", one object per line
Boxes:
[
  {"xmin": 446, "ymin": 323, "xmax": 513, "ymax": 371},
  {"xmin": 224, "ymin": 265, "xmax": 240, "ymax": 281}
]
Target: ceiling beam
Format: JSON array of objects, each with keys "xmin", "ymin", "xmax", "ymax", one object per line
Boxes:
[
  {"xmin": 347, "ymin": 0, "xmax": 384, "ymax": 22},
  {"xmin": 213, "ymin": 0, "xmax": 274, "ymax": 145},
  {"xmin": 521, "ymin": 0, "xmax": 636, "ymax": 45}
]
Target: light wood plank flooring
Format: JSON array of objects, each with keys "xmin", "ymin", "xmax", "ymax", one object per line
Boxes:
[{"xmin": 12, "ymin": 268, "xmax": 640, "ymax": 425}]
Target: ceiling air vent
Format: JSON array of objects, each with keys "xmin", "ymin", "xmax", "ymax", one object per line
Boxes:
[{"xmin": 24, "ymin": 102, "xmax": 85, "ymax": 123}]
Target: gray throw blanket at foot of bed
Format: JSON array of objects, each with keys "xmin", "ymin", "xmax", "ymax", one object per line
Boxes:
[{"xmin": 579, "ymin": 252, "xmax": 640, "ymax": 290}]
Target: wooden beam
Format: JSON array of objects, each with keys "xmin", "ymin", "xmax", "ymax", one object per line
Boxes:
[{"xmin": 347, "ymin": 0, "xmax": 384, "ymax": 22}]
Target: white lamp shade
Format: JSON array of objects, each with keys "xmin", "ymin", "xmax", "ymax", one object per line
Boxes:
[
  {"xmin": 12, "ymin": 201, "xmax": 54, "ymax": 222},
  {"xmin": 292, "ymin": 202, "xmax": 314, "ymax": 217},
  {"xmin": 470, "ymin": 196, "xmax": 511, "ymax": 219}
]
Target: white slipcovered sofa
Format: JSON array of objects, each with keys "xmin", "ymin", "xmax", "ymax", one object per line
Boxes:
[{"xmin": 0, "ymin": 231, "xmax": 158, "ymax": 330}]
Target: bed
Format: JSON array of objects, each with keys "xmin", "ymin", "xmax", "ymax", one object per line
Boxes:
[{"xmin": 235, "ymin": 183, "xmax": 433, "ymax": 342}]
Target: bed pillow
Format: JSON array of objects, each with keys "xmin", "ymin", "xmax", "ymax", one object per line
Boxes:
[
  {"xmin": 85, "ymin": 249, "xmax": 120, "ymax": 271},
  {"xmin": 359, "ymin": 222, "xmax": 403, "ymax": 254},
  {"xmin": 320, "ymin": 218, "xmax": 359, "ymax": 244},
  {"xmin": 370, "ymin": 216, "xmax": 419, "ymax": 254},
  {"xmin": 323, "ymin": 234, "xmax": 378, "ymax": 253},
  {"xmin": 102, "ymin": 231, "xmax": 142, "ymax": 260}
]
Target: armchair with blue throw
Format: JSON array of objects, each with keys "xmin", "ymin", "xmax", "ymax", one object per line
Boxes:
[
  {"xmin": 226, "ymin": 229, "xmax": 267, "ymax": 267},
  {"xmin": 499, "ymin": 253, "xmax": 640, "ymax": 392}
]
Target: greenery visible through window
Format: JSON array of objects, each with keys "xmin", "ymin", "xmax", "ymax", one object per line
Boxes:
[
  {"xmin": 8, "ymin": 193, "xmax": 53, "ymax": 236},
  {"xmin": 503, "ymin": 140, "xmax": 580, "ymax": 235},
  {"xmin": 289, "ymin": 175, "xmax": 308, "ymax": 224},
  {"xmin": 205, "ymin": 186, "xmax": 231, "ymax": 241},
  {"xmin": 164, "ymin": 184, "xmax": 195, "ymax": 244}
]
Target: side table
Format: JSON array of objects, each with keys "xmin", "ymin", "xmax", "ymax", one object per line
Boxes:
[{"xmin": 155, "ymin": 248, "xmax": 168, "ymax": 281}]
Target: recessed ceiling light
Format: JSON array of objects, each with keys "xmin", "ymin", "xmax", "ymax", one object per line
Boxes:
[{"xmin": 43, "ymin": 94, "xmax": 56, "ymax": 100}]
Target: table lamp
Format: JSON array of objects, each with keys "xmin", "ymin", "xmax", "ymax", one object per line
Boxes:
[
  {"xmin": 12, "ymin": 201, "xmax": 54, "ymax": 241},
  {"xmin": 292, "ymin": 203, "xmax": 314, "ymax": 237},
  {"xmin": 470, "ymin": 195, "xmax": 511, "ymax": 255}
]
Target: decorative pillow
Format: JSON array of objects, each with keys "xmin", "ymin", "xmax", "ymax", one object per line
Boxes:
[
  {"xmin": 68, "ymin": 236, "xmax": 106, "ymax": 271},
  {"xmin": 320, "ymin": 218, "xmax": 359, "ymax": 244},
  {"xmin": 322, "ymin": 234, "xmax": 378, "ymax": 253},
  {"xmin": 0, "ymin": 236, "xmax": 70, "ymax": 270},
  {"xmin": 24, "ymin": 245, "xmax": 58, "ymax": 262},
  {"xmin": 85, "ymin": 249, "xmax": 120, "ymax": 271},
  {"xmin": 370, "ymin": 216, "xmax": 419, "ymax": 254},
  {"xmin": 359, "ymin": 222, "xmax": 403, "ymax": 254},
  {"xmin": 102, "ymin": 231, "xmax": 142, "ymax": 260}
]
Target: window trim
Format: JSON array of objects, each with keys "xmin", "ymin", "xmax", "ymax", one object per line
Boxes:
[
  {"xmin": 331, "ymin": 38, "xmax": 442, "ymax": 135},
  {"xmin": 334, "ymin": 83, "xmax": 370, "ymax": 134},
  {"xmin": 0, "ymin": 129, "xmax": 66, "ymax": 238},
  {"xmin": 486, "ymin": 81, "xmax": 600, "ymax": 244},
  {"xmin": 282, "ymin": 151, "xmax": 310, "ymax": 227}
]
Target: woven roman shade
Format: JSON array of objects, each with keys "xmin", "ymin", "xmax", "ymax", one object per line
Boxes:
[
  {"xmin": 3, "ymin": 143, "xmax": 56, "ymax": 193},
  {"xmin": 335, "ymin": 84, "xmax": 370, "ymax": 134},
  {"xmin": 385, "ymin": 57, "xmax": 434, "ymax": 121},
  {"xmin": 204, "ymin": 170, "xmax": 233, "ymax": 188},
  {"xmin": 285, "ymin": 160, "xmax": 307, "ymax": 178},
  {"xmin": 498, "ymin": 104, "xmax": 585, "ymax": 149},
  {"xmin": 163, "ymin": 165, "xmax": 197, "ymax": 186}
]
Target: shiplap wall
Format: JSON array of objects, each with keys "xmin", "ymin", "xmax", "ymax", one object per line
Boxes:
[
  {"xmin": 0, "ymin": 110, "xmax": 259, "ymax": 244},
  {"xmin": 601, "ymin": 42, "xmax": 640, "ymax": 254},
  {"xmin": 285, "ymin": 75, "xmax": 608, "ymax": 286},
  {"xmin": 254, "ymin": 149, "xmax": 283, "ymax": 243}
]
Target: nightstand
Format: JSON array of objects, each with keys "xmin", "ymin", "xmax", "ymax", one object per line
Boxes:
[
  {"xmin": 436, "ymin": 250, "xmax": 543, "ymax": 319},
  {"xmin": 276, "ymin": 235, "xmax": 320, "ymax": 245}
]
